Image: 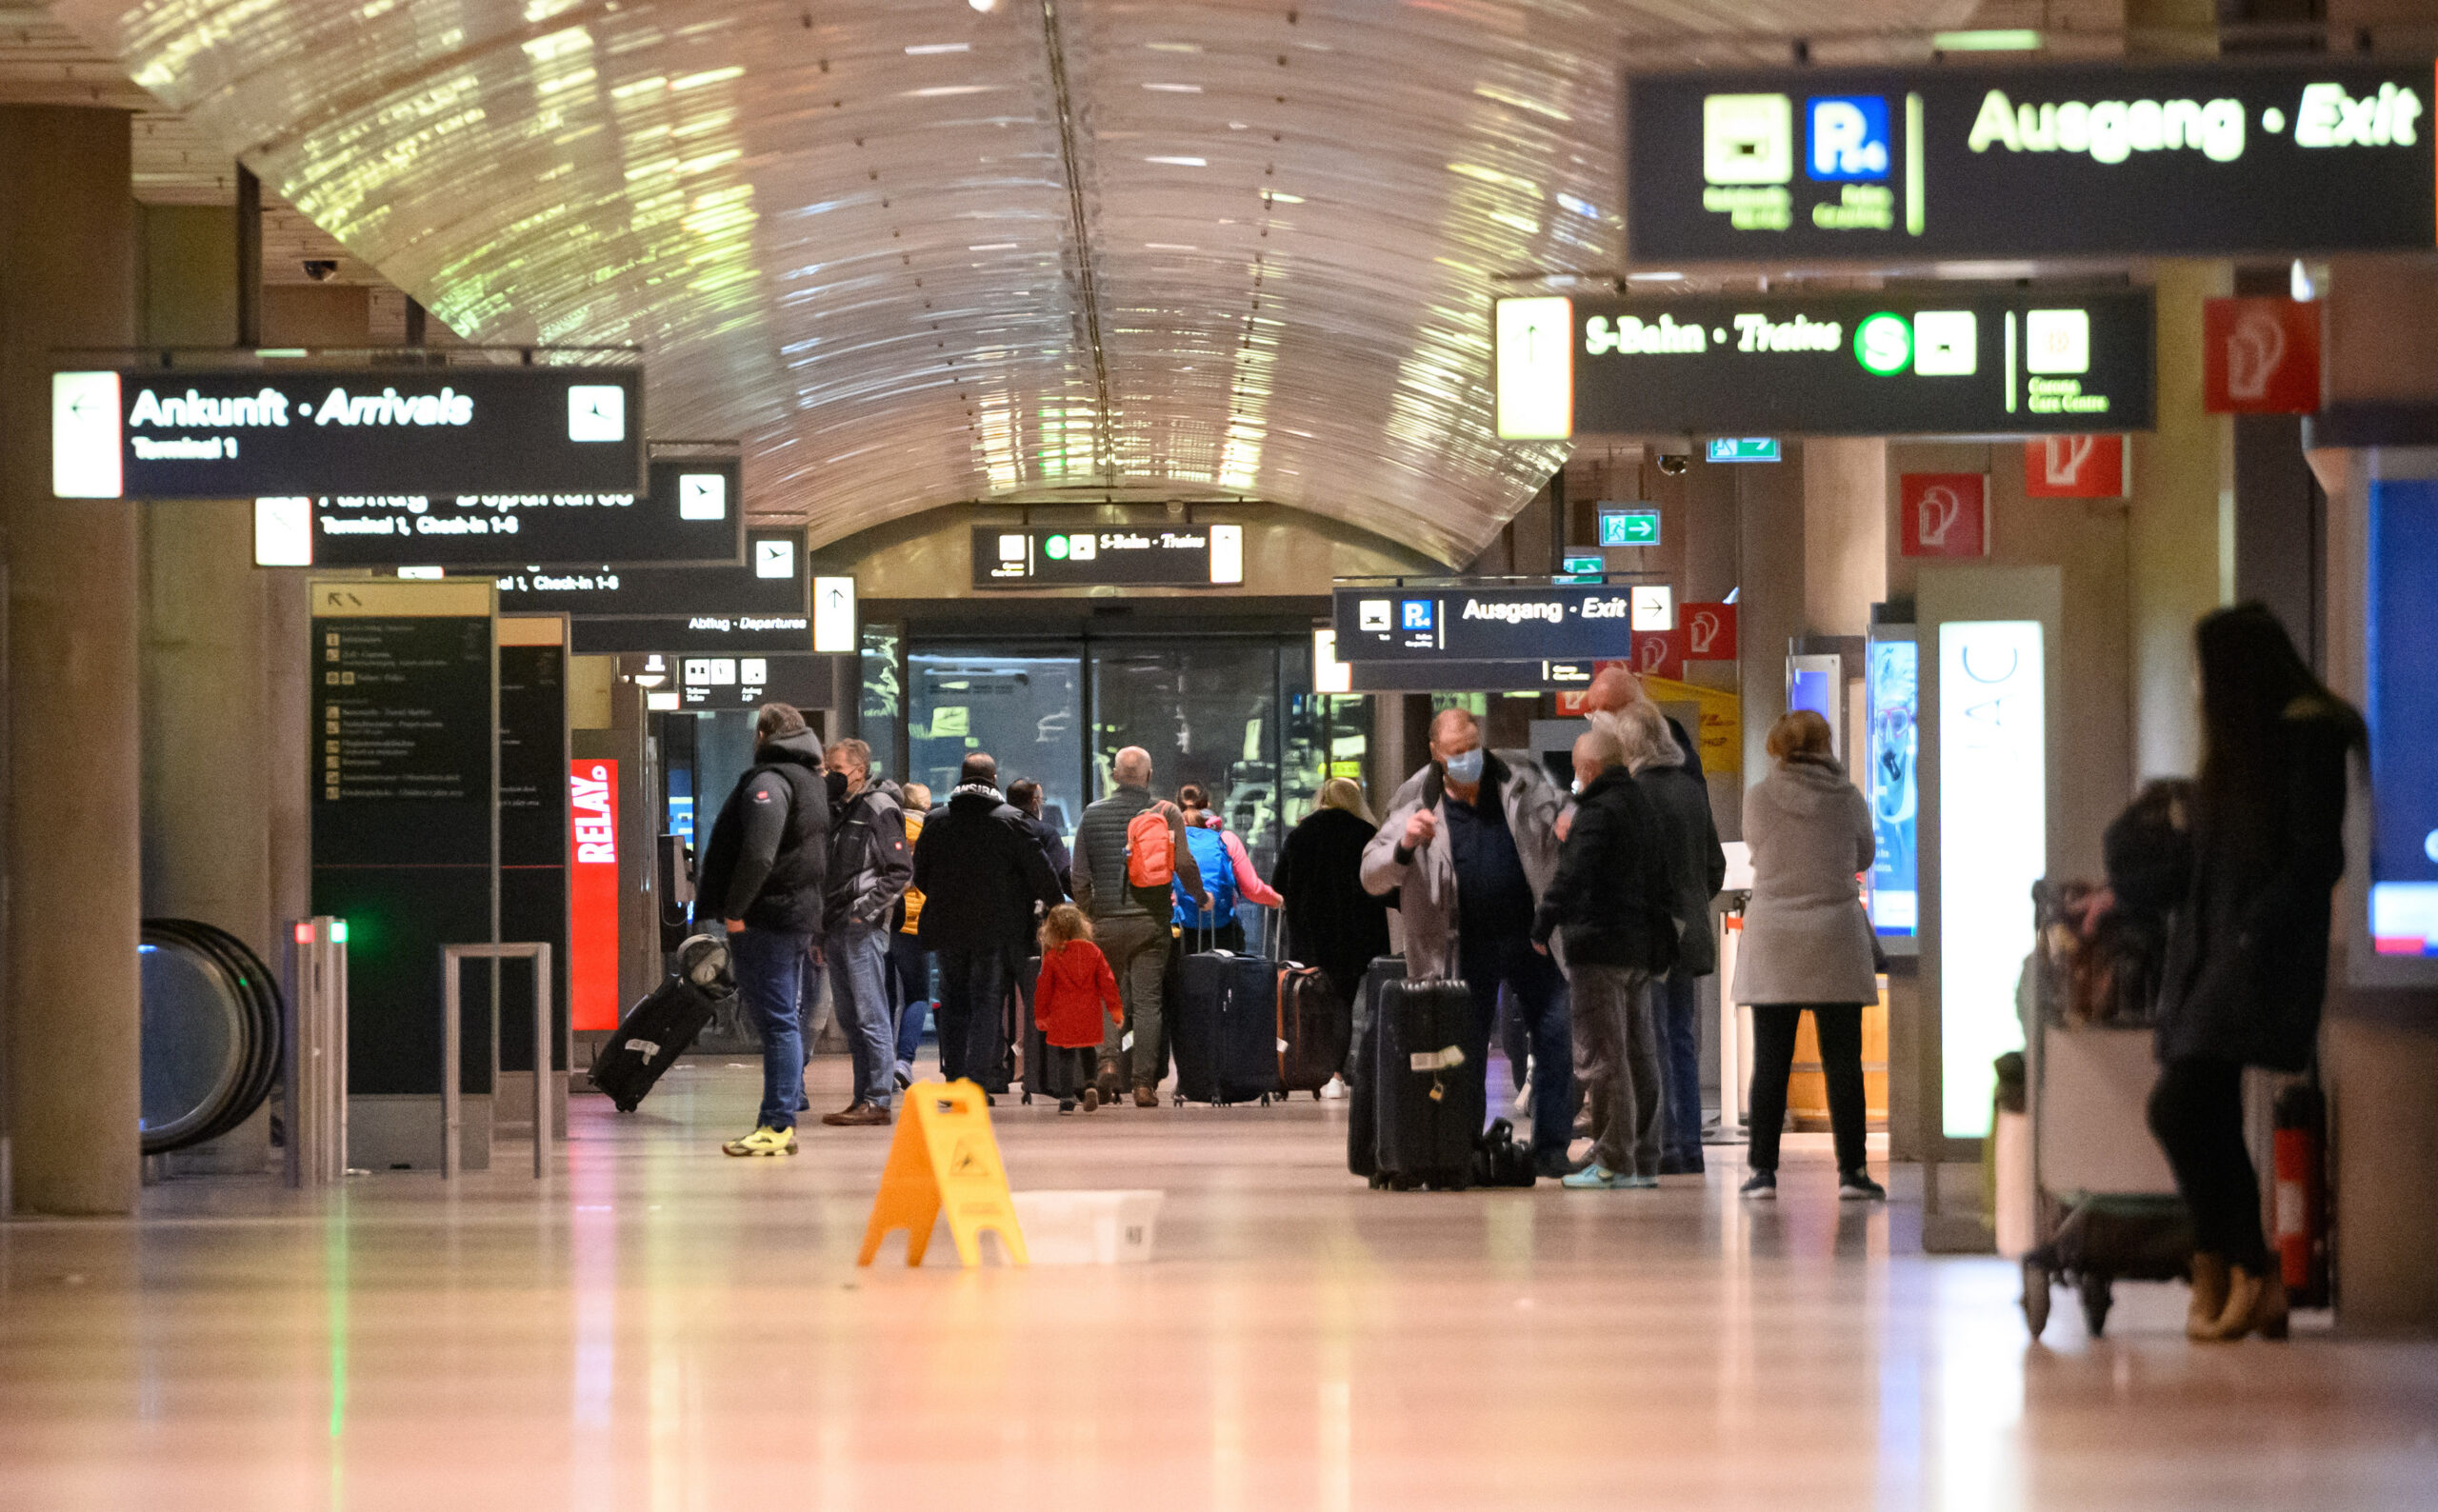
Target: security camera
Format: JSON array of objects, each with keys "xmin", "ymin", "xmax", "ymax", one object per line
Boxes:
[
  {"xmin": 301, "ymin": 259, "xmax": 338, "ymax": 282},
  {"xmin": 1655, "ymin": 453, "xmax": 1689, "ymax": 476}
]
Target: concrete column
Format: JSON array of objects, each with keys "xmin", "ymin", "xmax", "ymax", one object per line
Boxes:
[
  {"xmin": 2127, "ymin": 258, "xmax": 2232, "ymax": 781},
  {"xmin": 1801, "ymin": 437, "xmax": 1887, "ymax": 637},
  {"xmin": 0, "ymin": 108, "xmax": 140, "ymax": 1215},
  {"xmin": 1733, "ymin": 448, "xmax": 1807, "ymax": 803}
]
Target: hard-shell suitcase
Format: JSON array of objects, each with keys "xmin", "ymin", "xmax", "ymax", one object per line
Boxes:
[
  {"xmin": 1275, "ymin": 964, "xmax": 1349, "ymax": 1097},
  {"xmin": 594, "ymin": 936, "xmax": 734, "ymax": 1113},
  {"xmin": 1370, "ymin": 973, "xmax": 1480, "ymax": 1190},
  {"xmin": 1171, "ymin": 942, "xmax": 1283, "ymax": 1105},
  {"xmin": 1347, "ymin": 955, "xmax": 1403, "ymax": 1180}
]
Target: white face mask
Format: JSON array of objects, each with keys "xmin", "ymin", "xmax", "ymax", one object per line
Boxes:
[{"xmin": 1440, "ymin": 746, "xmax": 1485, "ymax": 786}]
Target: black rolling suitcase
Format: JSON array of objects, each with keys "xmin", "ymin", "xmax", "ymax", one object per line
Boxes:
[
  {"xmin": 1171, "ymin": 931, "xmax": 1283, "ymax": 1105},
  {"xmin": 1347, "ymin": 955, "xmax": 1402, "ymax": 1179},
  {"xmin": 1369, "ymin": 971, "xmax": 1480, "ymax": 1190},
  {"xmin": 594, "ymin": 935, "xmax": 734, "ymax": 1113}
]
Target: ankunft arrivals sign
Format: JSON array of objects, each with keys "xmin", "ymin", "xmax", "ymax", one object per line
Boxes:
[
  {"xmin": 52, "ymin": 366, "xmax": 644, "ymax": 499},
  {"xmin": 1332, "ymin": 585, "xmax": 1652, "ymax": 663},
  {"xmin": 1627, "ymin": 58, "xmax": 2437, "ymax": 263},
  {"xmin": 1494, "ymin": 287, "xmax": 2154, "ymax": 440},
  {"xmin": 267, "ymin": 454, "xmax": 745, "ymax": 569}
]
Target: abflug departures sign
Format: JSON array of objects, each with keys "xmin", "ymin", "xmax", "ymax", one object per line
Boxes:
[
  {"xmin": 1559, "ymin": 288, "xmax": 2154, "ymax": 436},
  {"xmin": 1628, "ymin": 58, "xmax": 2437, "ymax": 263},
  {"xmin": 493, "ymin": 528, "xmax": 811, "ymax": 654},
  {"xmin": 292, "ymin": 454, "xmax": 744, "ymax": 568},
  {"xmin": 51, "ymin": 366, "xmax": 643, "ymax": 499},
  {"xmin": 1332, "ymin": 586, "xmax": 1641, "ymax": 663}
]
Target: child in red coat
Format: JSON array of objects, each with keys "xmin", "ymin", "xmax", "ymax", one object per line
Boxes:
[{"xmin": 1034, "ymin": 904, "xmax": 1124, "ymax": 1114}]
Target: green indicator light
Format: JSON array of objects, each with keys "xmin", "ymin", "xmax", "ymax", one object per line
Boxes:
[
  {"xmin": 1044, "ymin": 534, "xmax": 1069, "ymax": 561},
  {"xmin": 330, "ymin": 919, "xmax": 349, "ymax": 944},
  {"xmin": 1855, "ymin": 312, "xmax": 1912, "ymax": 375}
]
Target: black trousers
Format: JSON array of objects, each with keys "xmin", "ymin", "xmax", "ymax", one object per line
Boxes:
[
  {"xmin": 2148, "ymin": 1056, "xmax": 2269, "ymax": 1271},
  {"xmin": 1746, "ymin": 1003, "xmax": 1868, "ymax": 1175}
]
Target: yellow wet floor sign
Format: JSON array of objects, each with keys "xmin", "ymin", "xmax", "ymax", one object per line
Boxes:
[{"xmin": 857, "ymin": 1079, "xmax": 1029, "ymax": 1267}]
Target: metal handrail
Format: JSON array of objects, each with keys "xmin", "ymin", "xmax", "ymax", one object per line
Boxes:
[{"xmin": 439, "ymin": 944, "xmax": 555, "ymax": 1180}]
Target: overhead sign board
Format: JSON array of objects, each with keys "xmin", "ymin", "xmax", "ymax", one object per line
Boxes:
[
  {"xmin": 1505, "ymin": 287, "xmax": 2153, "ymax": 438},
  {"xmin": 54, "ymin": 365, "xmax": 644, "ymax": 500},
  {"xmin": 674, "ymin": 653, "xmax": 842, "ymax": 710},
  {"xmin": 1332, "ymin": 584, "xmax": 1649, "ymax": 663},
  {"xmin": 1627, "ymin": 59, "xmax": 2437, "ymax": 264},
  {"xmin": 1706, "ymin": 437, "xmax": 1781, "ymax": 463},
  {"xmin": 972, "ymin": 525, "xmax": 1245, "ymax": 588},
  {"xmin": 490, "ymin": 527, "xmax": 805, "ymax": 620},
  {"xmin": 260, "ymin": 454, "xmax": 745, "ymax": 569},
  {"xmin": 1598, "ymin": 507, "xmax": 1662, "ymax": 547},
  {"xmin": 1346, "ymin": 658, "xmax": 1605, "ymax": 693}
]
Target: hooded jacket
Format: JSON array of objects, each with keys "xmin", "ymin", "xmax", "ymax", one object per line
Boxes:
[
  {"xmin": 695, "ymin": 729, "xmax": 831, "ymax": 935},
  {"xmin": 1033, "ymin": 939, "xmax": 1125, "ymax": 1048},
  {"xmin": 1531, "ymin": 766, "xmax": 1679, "ymax": 973},
  {"xmin": 911, "ymin": 781, "xmax": 1064, "ymax": 952},
  {"xmin": 1733, "ymin": 753, "xmax": 1877, "ymax": 1006},
  {"xmin": 825, "ymin": 778, "xmax": 913, "ymax": 934},
  {"xmin": 1272, "ymin": 805, "xmax": 1392, "ymax": 1004},
  {"xmin": 1360, "ymin": 750, "xmax": 1566, "ymax": 981}
]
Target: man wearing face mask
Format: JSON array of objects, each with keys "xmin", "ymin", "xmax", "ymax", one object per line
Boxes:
[{"xmin": 1361, "ymin": 707, "xmax": 1574, "ymax": 1176}]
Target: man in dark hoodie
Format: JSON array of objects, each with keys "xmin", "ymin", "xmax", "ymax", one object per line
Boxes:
[
  {"xmin": 818, "ymin": 738, "xmax": 911, "ymax": 1127},
  {"xmin": 695, "ymin": 704, "xmax": 830, "ymax": 1157},
  {"xmin": 1532, "ymin": 726, "xmax": 1679, "ymax": 1189},
  {"xmin": 911, "ymin": 753, "xmax": 1062, "ymax": 1090}
]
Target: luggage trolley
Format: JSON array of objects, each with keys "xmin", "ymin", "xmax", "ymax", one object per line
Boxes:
[{"xmin": 2013, "ymin": 891, "xmax": 2192, "ymax": 1340}]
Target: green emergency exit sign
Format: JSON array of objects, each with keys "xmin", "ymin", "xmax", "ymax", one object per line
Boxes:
[
  {"xmin": 1558, "ymin": 552, "xmax": 1605, "ymax": 583},
  {"xmin": 1598, "ymin": 507, "xmax": 1661, "ymax": 547},
  {"xmin": 1706, "ymin": 437, "xmax": 1781, "ymax": 464}
]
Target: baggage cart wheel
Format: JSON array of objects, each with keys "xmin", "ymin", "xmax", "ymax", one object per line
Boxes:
[
  {"xmin": 2078, "ymin": 1275, "xmax": 2114, "ymax": 1338},
  {"xmin": 1021, "ymin": 1092, "xmax": 1032, "ymax": 1106},
  {"xmin": 1260, "ymin": 1093, "xmax": 1272, "ymax": 1106},
  {"xmin": 2021, "ymin": 1259, "xmax": 2051, "ymax": 1341},
  {"xmin": 1173, "ymin": 1092, "xmax": 1185, "ymax": 1107}
]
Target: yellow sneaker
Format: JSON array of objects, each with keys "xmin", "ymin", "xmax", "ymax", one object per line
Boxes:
[{"xmin": 722, "ymin": 1124, "xmax": 797, "ymax": 1158}]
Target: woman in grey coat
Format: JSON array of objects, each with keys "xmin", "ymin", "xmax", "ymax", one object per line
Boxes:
[{"xmin": 1735, "ymin": 709, "xmax": 1883, "ymax": 1202}]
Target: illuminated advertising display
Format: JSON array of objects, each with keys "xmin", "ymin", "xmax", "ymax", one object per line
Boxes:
[
  {"xmin": 53, "ymin": 365, "xmax": 643, "ymax": 499},
  {"xmin": 1497, "ymin": 288, "xmax": 2153, "ymax": 440},
  {"xmin": 1939, "ymin": 620, "xmax": 2045, "ymax": 1139},
  {"xmin": 1627, "ymin": 59, "xmax": 2438, "ymax": 264},
  {"xmin": 569, "ymin": 760, "xmax": 621, "ymax": 1032},
  {"xmin": 2368, "ymin": 477, "xmax": 2438, "ymax": 959},
  {"xmin": 1867, "ymin": 635, "xmax": 1919, "ymax": 940}
]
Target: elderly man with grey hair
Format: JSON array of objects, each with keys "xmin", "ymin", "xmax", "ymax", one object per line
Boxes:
[
  {"xmin": 1071, "ymin": 745, "xmax": 1207, "ymax": 1105},
  {"xmin": 1362, "ymin": 706, "xmax": 1574, "ymax": 1175},
  {"xmin": 1530, "ymin": 722, "xmax": 1679, "ymax": 1187}
]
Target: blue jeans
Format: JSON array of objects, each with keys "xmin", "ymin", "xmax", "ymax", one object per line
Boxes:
[
  {"xmin": 889, "ymin": 931, "xmax": 933, "ymax": 1073},
  {"xmin": 1654, "ymin": 968, "xmax": 1705, "ymax": 1166},
  {"xmin": 1458, "ymin": 932, "xmax": 1572, "ymax": 1156},
  {"xmin": 933, "ymin": 945, "xmax": 1009, "ymax": 1088},
  {"xmin": 828, "ymin": 921, "xmax": 896, "ymax": 1108},
  {"xmin": 732, "ymin": 927, "xmax": 813, "ymax": 1131}
]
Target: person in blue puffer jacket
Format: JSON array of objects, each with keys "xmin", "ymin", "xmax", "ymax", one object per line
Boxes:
[{"xmin": 1171, "ymin": 784, "xmax": 1282, "ymax": 954}]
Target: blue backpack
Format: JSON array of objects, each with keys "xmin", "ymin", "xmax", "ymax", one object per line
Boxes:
[{"xmin": 1172, "ymin": 824, "xmax": 1238, "ymax": 930}]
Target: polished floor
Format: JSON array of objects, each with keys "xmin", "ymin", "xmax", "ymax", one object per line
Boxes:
[{"xmin": 5, "ymin": 1059, "xmax": 2435, "ymax": 1510}]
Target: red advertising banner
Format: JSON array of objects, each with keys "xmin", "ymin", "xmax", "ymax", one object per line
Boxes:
[
  {"xmin": 570, "ymin": 759, "xmax": 621, "ymax": 1031},
  {"xmin": 1682, "ymin": 602, "xmax": 1738, "ymax": 661},
  {"xmin": 1899, "ymin": 472, "xmax": 1989, "ymax": 559},
  {"xmin": 2203, "ymin": 297, "xmax": 2321, "ymax": 414},
  {"xmin": 2023, "ymin": 434, "xmax": 2127, "ymax": 499}
]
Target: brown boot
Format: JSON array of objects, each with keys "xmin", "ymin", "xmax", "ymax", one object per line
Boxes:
[
  {"xmin": 2200, "ymin": 1264, "xmax": 2269, "ymax": 1342},
  {"xmin": 1134, "ymin": 1084, "xmax": 1159, "ymax": 1109},
  {"xmin": 1081, "ymin": 1086, "xmax": 1100, "ymax": 1113},
  {"xmin": 1095, "ymin": 1057, "xmax": 1122, "ymax": 1101},
  {"xmin": 2187, "ymin": 1253, "xmax": 2230, "ymax": 1341}
]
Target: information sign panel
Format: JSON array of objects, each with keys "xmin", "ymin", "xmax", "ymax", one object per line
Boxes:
[
  {"xmin": 269, "ymin": 454, "xmax": 743, "ymax": 568},
  {"xmin": 973, "ymin": 525, "xmax": 1245, "ymax": 587},
  {"xmin": 1627, "ymin": 59, "xmax": 2438, "ymax": 264},
  {"xmin": 56, "ymin": 365, "xmax": 643, "ymax": 499},
  {"xmin": 1332, "ymin": 584, "xmax": 1646, "ymax": 663}
]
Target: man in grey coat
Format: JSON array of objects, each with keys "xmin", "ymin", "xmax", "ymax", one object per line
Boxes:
[{"xmin": 1361, "ymin": 707, "xmax": 1575, "ymax": 1174}]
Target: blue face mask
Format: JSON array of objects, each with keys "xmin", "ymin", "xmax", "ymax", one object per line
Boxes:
[{"xmin": 1441, "ymin": 746, "xmax": 1485, "ymax": 786}]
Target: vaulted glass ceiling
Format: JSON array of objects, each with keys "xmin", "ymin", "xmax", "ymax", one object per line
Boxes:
[{"xmin": 58, "ymin": 0, "xmax": 1972, "ymax": 562}]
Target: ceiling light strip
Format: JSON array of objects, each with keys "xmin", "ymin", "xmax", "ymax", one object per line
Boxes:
[{"xmin": 1037, "ymin": 0, "xmax": 1113, "ymax": 482}]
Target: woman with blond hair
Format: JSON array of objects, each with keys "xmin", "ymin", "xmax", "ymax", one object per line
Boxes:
[
  {"xmin": 1272, "ymin": 778, "xmax": 1392, "ymax": 1092},
  {"xmin": 1735, "ymin": 709, "xmax": 1883, "ymax": 1202}
]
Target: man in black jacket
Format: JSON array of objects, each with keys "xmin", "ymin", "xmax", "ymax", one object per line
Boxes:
[
  {"xmin": 1532, "ymin": 726, "xmax": 1677, "ymax": 1190},
  {"xmin": 911, "ymin": 753, "xmax": 1063, "ymax": 1089},
  {"xmin": 695, "ymin": 704, "xmax": 830, "ymax": 1157},
  {"xmin": 818, "ymin": 738, "xmax": 912, "ymax": 1127}
]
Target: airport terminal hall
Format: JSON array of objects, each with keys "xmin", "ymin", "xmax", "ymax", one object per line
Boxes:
[{"xmin": 9, "ymin": 1, "xmax": 2438, "ymax": 1506}]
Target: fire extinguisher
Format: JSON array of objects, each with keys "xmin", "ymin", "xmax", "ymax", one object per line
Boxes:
[{"xmin": 2272, "ymin": 1082, "xmax": 2329, "ymax": 1308}]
